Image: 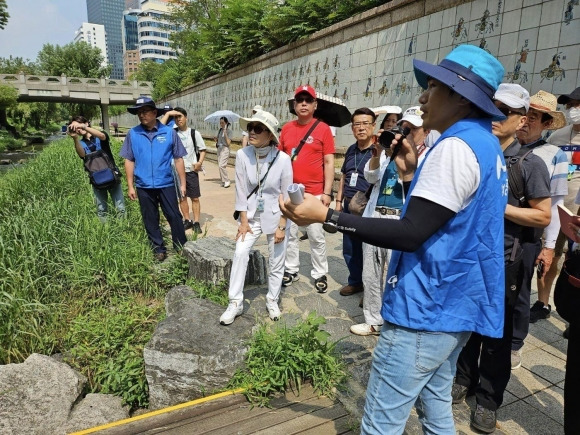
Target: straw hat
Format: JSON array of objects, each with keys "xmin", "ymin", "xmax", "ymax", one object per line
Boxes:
[{"xmin": 528, "ymin": 90, "xmax": 567, "ymax": 130}]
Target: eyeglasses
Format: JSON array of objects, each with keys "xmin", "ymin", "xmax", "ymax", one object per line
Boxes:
[
  {"xmin": 352, "ymin": 121, "xmax": 374, "ymax": 128},
  {"xmin": 497, "ymin": 106, "xmax": 525, "ymax": 117},
  {"xmin": 295, "ymin": 96, "xmax": 315, "ymax": 104},
  {"xmin": 136, "ymin": 107, "xmax": 154, "ymax": 115},
  {"xmin": 247, "ymin": 123, "xmax": 266, "ymax": 134}
]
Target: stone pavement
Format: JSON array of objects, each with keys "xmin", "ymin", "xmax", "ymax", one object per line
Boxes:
[{"xmin": 192, "ymin": 156, "xmax": 569, "ymax": 434}]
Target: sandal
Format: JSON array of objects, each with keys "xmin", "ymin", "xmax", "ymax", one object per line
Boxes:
[
  {"xmin": 314, "ymin": 275, "xmax": 328, "ymax": 293},
  {"xmin": 282, "ymin": 272, "xmax": 299, "ymax": 287}
]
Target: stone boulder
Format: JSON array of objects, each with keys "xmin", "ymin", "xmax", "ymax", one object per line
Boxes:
[
  {"xmin": 0, "ymin": 353, "xmax": 129, "ymax": 434},
  {"xmin": 183, "ymin": 237, "xmax": 266, "ymax": 285},
  {"xmin": 144, "ymin": 285, "xmax": 254, "ymax": 409}
]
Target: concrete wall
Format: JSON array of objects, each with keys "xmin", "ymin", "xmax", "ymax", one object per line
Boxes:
[{"xmin": 112, "ymin": 0, "xmax": 580, "ymax": 147}]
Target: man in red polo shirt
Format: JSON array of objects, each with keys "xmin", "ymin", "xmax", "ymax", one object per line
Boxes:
[{"xmin": 279, "ymin": 85, "xmax": 335, "ymax": 293}]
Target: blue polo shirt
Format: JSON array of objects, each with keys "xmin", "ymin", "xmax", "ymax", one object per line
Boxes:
[{"xmin": 340, "ymin": 143, "xmax": 373, "ymax": 199}]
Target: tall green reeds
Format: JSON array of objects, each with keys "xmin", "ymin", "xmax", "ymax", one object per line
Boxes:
[{"xmin": 0, "ymin": 138, "xmax": 177, "ymax": 407}]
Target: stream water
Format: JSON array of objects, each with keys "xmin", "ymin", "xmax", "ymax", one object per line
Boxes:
[{"xmin": 0, "ymin": 133, "xmax": 65, "ymax": 171}]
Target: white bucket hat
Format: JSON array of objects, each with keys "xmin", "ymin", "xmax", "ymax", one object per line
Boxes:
[
  {"xmin": 239, "ymin": 110, "xmax": 280, "ymax": 143},
  {"xmin": 398, "ymin": 106, "xmax": 424, "ymax": 127}
]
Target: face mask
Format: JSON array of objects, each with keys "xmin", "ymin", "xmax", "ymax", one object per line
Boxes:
[
  {"xmin": 568, "ymin": 107, "xmax": 580, "ymax": 124},
  {"xmin": 255, "ymin": 145, "xmax": 273, "ymax": 156}
]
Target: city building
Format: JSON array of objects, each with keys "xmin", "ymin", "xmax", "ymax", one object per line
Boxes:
[
  {"xmin": 73, "ymin": 23, "xmax": 108, "ymax": 68},
  {"xmin": 138, "ymin": 0, "xmax": 177, "ymax": 64},
  {"xmin": 86, "ymin": 0, "xmax": 125, "ymax": 79},
  {"xmin": 122, "ymin": 8, "xmax": 140, "ymax": 78}
]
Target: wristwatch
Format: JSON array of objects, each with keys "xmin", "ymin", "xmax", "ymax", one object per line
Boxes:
[
  {"xmin": 278, "ymin": 225, "xmax": 286, "ymax": 231},
  {"xmin": 322, "ymin": 209, "xmax": 340, "ymax": 234},
  {"xmin": 322, "ymin": 192, "xmax": 335, "ymax": 201}
]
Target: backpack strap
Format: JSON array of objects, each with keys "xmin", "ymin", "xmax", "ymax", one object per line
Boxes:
[
  {"xmin": 246, "ymin": 151, "xmax": 280, "ymax": 199},
  {"xmin": 291, "ymin": 119, "xmax": 321, "ymax": 162},
  {"xmin": 190, "ymin": 128, "xmax": 200, "ymax": 160},
  {"xmin": 80, "ymin": 136, "xmax": 102, "ymax": 155},
  {"xmin": 507, "ymin": 149, "xmax": 533, "ymax": 207}
]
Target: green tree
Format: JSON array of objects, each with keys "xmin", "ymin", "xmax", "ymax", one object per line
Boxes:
[
  {"xmin": 37, "ymin": 41, "xmax": 111, "ymax": 78},
  {"xmin": 0, "ymin": 83, "xmax": 18, "ymax": 130},
  {"xmin": 0, "ymin": 0, "xmax": 9, "ymax": 30},
  {"xmin": 0, "ymin": 56, "xmax": 37, "ymax": 74}
]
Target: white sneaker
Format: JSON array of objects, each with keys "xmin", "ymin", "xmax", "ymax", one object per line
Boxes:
[
  {"xmin": 266, "ymin": 299, "xmax": 281, "ymax": 321},
  {"xmin": 350, "ymin": 323, "xmax": 381, "ymax": 336},
  {"xmin": 223, "ymin": 181, "xmax": 231, "ymax": 188},
  {"xmin": 220, "ymin": 301, "xmax": 243, "ymax": 325},
  {"xmin": 511, "ymin": 349, "xmax": 522, "ymax": 370}
]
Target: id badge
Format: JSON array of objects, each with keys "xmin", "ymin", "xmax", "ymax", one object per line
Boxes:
[
  {"xmin": 256, "ymin": 198, "xmax": 265, "ymax": 212},
  {"xmin": 349, "ymin": 173, "xmax": 358, "ymax": 187},
  {"xmin": 384, "ymin": 178, "xmax": 396, "ymax": 195}
]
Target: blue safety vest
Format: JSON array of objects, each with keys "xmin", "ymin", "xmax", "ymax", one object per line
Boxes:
[
  {"xmin": 128, "ymin": 123, "xmax": 175, "ymax": 189},
  {"xmin": 382, "ymin": 118, "xmax": 508, "ymax": 338}
]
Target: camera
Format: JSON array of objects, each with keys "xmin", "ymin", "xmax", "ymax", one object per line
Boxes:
[{"xmin": 378, "ymin": 126, "xmax": 409, "ymax": 149}]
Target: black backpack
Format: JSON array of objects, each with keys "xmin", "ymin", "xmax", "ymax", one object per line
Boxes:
[{"xmin": 81, "ymin": 137, "xmax": 121, "ymax": 190}]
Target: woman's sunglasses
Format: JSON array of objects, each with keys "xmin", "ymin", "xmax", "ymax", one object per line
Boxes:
[{"xmin": 247, "ymin": 123, "xmax": 266, "ymax": 134}]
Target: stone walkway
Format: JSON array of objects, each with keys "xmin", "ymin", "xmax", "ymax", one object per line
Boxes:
[{"xmin": 193, "ymin": 157, "xmax": 568, "ymax": 434}]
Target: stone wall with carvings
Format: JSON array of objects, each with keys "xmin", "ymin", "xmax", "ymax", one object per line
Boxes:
[{"xmin": 114, "ymin": 0, "xmax": 579, "ymax": 147}]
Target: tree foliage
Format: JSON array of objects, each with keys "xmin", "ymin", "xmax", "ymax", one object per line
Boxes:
[
  {"xmin": 0, "ymin": 84, "xmax": 18, "ymax": 108},
  {"xmin": 0, "ymin": 0, "xmax": 9, "ymax": 30},
  {"xmin": 37, "ymin": 41, "xmax": 111, "ymax": 78},
  {"xmin": 135, "ymin": 0, "xmax": 390, "ymax": 99}
]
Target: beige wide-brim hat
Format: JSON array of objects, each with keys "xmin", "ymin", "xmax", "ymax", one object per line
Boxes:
[
  {"xmin": 239, "ymin": 110, "xmax": 280, "ymax": 143},
  {"xmin": 529, "ymin": 90, "xmax": 567, "ymax": 130}
]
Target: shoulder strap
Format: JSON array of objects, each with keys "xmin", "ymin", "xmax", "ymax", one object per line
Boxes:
[
  {"xmin": 190, "ymin": 128, "xmax": 200, "ymax": 158},
  {"xmin": 291, "ymin": 119, "xmax": 321, "ymax": 162},
  {"xmin": 246, "ymin": 150, "xmax": 280, "ymax": 199},
  {"xmin": 507, "ymin": 149, "xmax": 533, "ymax": 207}
]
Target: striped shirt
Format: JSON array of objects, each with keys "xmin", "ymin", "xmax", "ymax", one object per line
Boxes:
[{"xmin": 523, "ymin": 138, "xmax": 568, "ymax": 197}]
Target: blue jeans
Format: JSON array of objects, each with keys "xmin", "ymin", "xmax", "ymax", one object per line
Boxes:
[
  {"xmin": 361, "ymin": 323, "xmax": 471, "ymax": 435},
  {"xmin": 342, "ymin": 198, "xmax": 363, "ymax": 286},
  {"xmin": 92, "ymin": 183, "xmax": 126, "ymax": 222}
]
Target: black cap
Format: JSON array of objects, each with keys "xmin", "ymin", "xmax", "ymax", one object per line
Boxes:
[{"xmin": 557, "ymin": 87, "xmax": 580, "ymax": 104}]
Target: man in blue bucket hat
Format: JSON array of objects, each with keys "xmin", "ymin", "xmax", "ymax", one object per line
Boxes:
[{"xmin": 280, "ymin": 44, "xmax": 508, "ymax": 433}]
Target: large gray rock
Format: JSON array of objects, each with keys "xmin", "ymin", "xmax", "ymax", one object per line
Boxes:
[
  {"xmin": 144, "ymin": 286, "xmax": 254, "ymax": 409},
  {"xmin": 183, "ymin": 237, "xmax": 266, "ymax": 285},
  {"xmin": 64, "ymin": 394, "xmax": 129, "ymax": 433},
  {"xmin": 0, "ymin": 353, "xmax": 86, "ymax": 434}
]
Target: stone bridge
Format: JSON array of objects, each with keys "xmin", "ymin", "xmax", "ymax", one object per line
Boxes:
[{"xmin": 0, "ymin": 73, "xmax": 153, "ymax": 128}]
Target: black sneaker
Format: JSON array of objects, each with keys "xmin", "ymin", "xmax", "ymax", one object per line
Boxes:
[
  {"xmin": 471, "ymin": 404, "xmax": 497, "ymax": 433},
  {"xmin": 529, "ymin": 300, "xmax": 551, "ymax": 323},
  {"xmin": 192, "ymin": 222, "xmax": 202, "ymax": 234},
  {"xmin": 183, "ymin": 220, "xmax": 194, "ymax": 230},
  {"xmin": 451, "ymin": 383, "xmax": 469, "ymax": 404}
]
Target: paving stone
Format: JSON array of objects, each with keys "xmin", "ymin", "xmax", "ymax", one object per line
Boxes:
[
  {"xmin": 506, "ymin": 367, "xmax": 554, "ymax": 399},
  {"xmin": 521, "ymin": 348, "xmax": 566, "ymax": 385},
  {"xmin": 499, "ymin": 399, "xmax": 564, "ymax": 434},
  {"xmin": 294, "ymin": 293, "xmax": 344, "ymax": 318},
  {"xmin": 523, "ymin": 384, "xmax": 565, "ymax": 425}
]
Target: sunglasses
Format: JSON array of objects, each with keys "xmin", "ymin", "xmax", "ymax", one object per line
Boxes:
[
  {"xmin": 247, "ymin": 123, "xmax": 266, "ymax": 134},
  {"xmin": 295, "ymin": 96, "xmax": 315, "ymax": 104},
  {"xmin": 136, "ymin": 107, "xmax": 154, "ymax": 115},
  {"xmin": 497, "ymin": 106, "xmax": 525, "ymax": 117}
]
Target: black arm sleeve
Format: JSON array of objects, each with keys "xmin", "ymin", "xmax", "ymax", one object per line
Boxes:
[{"xmin": 336, "ymin": 196, "xmax": 456, "ymax": 251}]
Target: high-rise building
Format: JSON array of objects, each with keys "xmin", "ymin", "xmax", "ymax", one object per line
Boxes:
[
  {"xmin": 138, "ymin": 0, "xmax": 177, "ymax": 64},
  {"xmin": 74, "ymin": 23, "xmax": 108, "ymax": 68},
  {"xmin": 86, "ymin": 0, "xmax": 125, "ymax": 79},
  {"xmin": 125, "ymin": 0, "xmax": 139, "ymax": 8},
  {"xmin": 122, "ymin": 8, "xmax": 140, "ymax": 78}
]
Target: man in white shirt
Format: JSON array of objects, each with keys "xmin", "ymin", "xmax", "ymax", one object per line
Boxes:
[{"xmin": 161, "ymin": 107, "xmax": 206, "ymax": 233}]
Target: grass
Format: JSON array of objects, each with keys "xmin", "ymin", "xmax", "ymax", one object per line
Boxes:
[
  {"xmin": 228, "ymin": 313, "xmax": 347, "ymax": 407},
  {"xmin": 0, "ymin": 137, "xmax": 205, "ymax": 408}
]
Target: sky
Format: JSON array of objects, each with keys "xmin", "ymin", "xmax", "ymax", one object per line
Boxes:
[{"xmin": 0, "ymin": 0, "xmax": 87, "ymax": 61}]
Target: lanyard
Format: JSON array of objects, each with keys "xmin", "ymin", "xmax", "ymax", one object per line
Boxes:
[
  {"xmin": 353, "ymin": 147, "xmax": 370, "ymax": 171},
  {"xmin": 255, "ymin": 147, "xmax": 274, "ymax": 197}
]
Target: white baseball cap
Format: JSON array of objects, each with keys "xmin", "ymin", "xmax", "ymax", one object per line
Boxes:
[
  {"xmin": 398, "ymin": 106, "xmax": 424, "ymax": 127},
  {"xmin": 494, "ymin": 83, "xmax": 530, "ymax": 112}
]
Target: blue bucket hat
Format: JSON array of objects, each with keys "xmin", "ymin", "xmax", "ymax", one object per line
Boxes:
[
  {"xmin": 413, "ymin": 45, "xmax": 506, "ymax": 120},
  {"xmin": 127, "ymin": 96, "xmax": 166, "ymax": 116}
]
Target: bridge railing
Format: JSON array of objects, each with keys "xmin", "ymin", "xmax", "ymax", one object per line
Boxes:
[{"xmin": 0, "ymin": 73, "xmax": 152, "ymax": 90}]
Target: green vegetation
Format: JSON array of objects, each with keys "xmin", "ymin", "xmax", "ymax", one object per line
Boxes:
[
  {"xmin": 0, "ymin": 0, "xmax": 8, "ymax": 30},
  {"xmin": 228, "ymin": 313, "xmax": 347, "ymax": 407},
  {"xmin": 136, "ymin": 0, "xmax": 391, "ymax": 99},
  {"xmin": 0, "ymin": 137, "xmax": 202, "ymax": 408}
]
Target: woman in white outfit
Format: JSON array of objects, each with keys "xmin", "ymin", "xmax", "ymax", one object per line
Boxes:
[{"xmin": 220, "ymin": 110, "xmax": 293, "ymax": 325}]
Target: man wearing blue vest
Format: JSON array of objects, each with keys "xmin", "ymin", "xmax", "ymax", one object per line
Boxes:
[
  {"xmin": 280, "ymin": 45, "xmax": 508, "ymax": 433},
  {"xmin": 120, "ymin": 97, "xmax": 187, "ymax": 262}
]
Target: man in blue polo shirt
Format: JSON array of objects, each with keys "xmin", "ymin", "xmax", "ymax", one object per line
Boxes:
[
  {"xmin": 120, "ymin": 97, "xmax": 187, "ymax": 261},
  {"xmin": 281, "ymin": 44, "xmax": 508, "ymax": 433}
]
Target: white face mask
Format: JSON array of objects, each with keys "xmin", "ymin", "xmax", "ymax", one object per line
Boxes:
[{"xmin": 568, "ymin": 107, "xmax": 580, "ymax": 124}]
